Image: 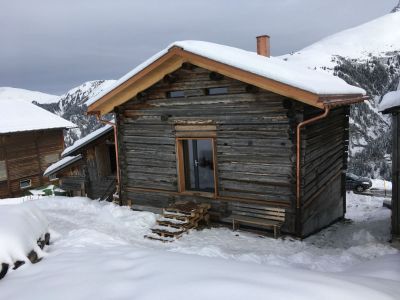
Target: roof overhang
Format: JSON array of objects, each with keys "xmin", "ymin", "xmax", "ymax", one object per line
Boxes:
[
  {"xmin": 87, "ymin": 46, "xmax": 367, "ymax": 115},
  {"xmin": 43, "ymin": 155, "xmax": 83, "ymax": 177}
]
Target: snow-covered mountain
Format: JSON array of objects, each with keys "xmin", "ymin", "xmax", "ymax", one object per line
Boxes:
[
  {"xmin": 0, "ymin": 87, "xmax": 59, "ymax": 104},
  {"xmin": 36, "ymin": 80, "xmax": 116, "ymax": 145},
  {"xmin": 281, "ymin": 7, "xmax": 400, "ymax": 179}
]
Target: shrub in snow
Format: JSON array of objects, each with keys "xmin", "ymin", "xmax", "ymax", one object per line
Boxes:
[{"xmin": 0, "ymin": 202, "xmax": 49, "ymax": 278}]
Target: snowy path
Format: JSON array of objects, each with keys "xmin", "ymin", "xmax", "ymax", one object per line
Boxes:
[{"xmin": 0, "ymin": 192, "xmax": 399, "ymax": 299}]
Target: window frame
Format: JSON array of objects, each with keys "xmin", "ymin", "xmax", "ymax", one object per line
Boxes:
[
  {"xmin": 176, "ymin": 137, "xmax": 218, "ymax": 198},
  {"xmin": 20, "ymin": 179, "xmax": 32, "ymax": 190}
]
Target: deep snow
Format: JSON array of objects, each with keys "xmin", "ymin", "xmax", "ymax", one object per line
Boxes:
[
  {"xmin": 0, "ymin": 202, "xmax": 48, "ymax": 264},
  {"xmin": 0, "ymin": 192, "xmax": 399, "ymax": 299}
]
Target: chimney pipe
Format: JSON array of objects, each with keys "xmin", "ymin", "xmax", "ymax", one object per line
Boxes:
[{"xmin": 256, "ymin": 35, "xmax": 270, "ymax": 57}]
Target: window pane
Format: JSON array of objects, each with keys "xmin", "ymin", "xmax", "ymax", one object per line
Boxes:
[{"xmin": 182, "ymin": 139, "xmax": 214, "ymax": 193}]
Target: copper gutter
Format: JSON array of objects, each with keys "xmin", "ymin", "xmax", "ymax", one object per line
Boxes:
[
  {"xmin": 95, "ymin": 114, "xmax": 121, "ymax": 202},
  {"xmin": 296, "ymin": 106, "xmax": 330, "ymax": 209}
]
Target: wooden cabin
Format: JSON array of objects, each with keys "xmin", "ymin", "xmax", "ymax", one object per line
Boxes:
[
  {"xmin": 86, "ymin": 38, "xmax": 367, "ymax": 237},
  {"xmin": 44, "ymin": 125, "xmax": 117, "ymax": 200},
  {"xmin": 0, "ymin": 99, "xmax": 75, "ymax": 199},
  {"xmin": 379, "ymin": 90, "xmax": 400, "ymax": 243}
]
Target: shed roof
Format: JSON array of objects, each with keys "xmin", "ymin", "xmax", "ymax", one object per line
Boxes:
[
  {"xmin": 0, "ymin": 98, "xmax": 75, "ymax": 134},
  {"xmin": 43, "ymin": 155, "xmax": 83, "ymax": 177},
  {"xmin": 87, "ymin": 40, "xmax": 367, "ymax": 115},
  {"xmin": 62, "ymin": 125, "xmax": 113, "ymax": 157}
]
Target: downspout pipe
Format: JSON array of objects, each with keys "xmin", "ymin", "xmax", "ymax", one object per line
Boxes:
[
  {"xmin": 296, "ymin": 106, "xmax": 330, "ymax": 234},
  {"xmin": 95, "ymin": 113, "xmax": 121, "ymax": 204}
]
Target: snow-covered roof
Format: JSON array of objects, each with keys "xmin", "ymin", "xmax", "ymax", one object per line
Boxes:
[
  {"xmin": 0, "ymin": 87, "xmax": 59, "ymax": 104},
  {"xmin": 87, "ymin": 40, "xmax": 365, "ymax": 110},
  {"xmin": 44, "ymin": 155, "xmax": 82, "ymax": 177},
  {"xmin": 62, "ymin": 125, "xmax": 113, "ymax": 157},
  {"xmin": 379, "ymin": 90, "xmax": 400, "ymax": 113},
  {"xmin": 0, "ymin": 98, "xmax": 76, "ymax": 134}
]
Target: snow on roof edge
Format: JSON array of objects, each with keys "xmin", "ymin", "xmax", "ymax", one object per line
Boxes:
[
  {"xmin": 86, "ymin": 40, "xmax": 366, "ymax": 108},
  {"xmin": 379, "ymin": 90, "xmax": 400, "ymax": 113},
  {"xmin": 62, "ymin": 125, "xmax": 113, "ymax": 157},
  {"xmin": 44, "ymin": 155, "xmax": 82, "ymax": 177},
  {"xmin": 0, "ymin": 99, "xmax": 76, "ymax": 134}
]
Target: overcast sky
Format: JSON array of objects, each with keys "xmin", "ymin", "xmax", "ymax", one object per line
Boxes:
[{"xmin": 0, "ymin": 0, "xmax": 397, "ymax": 95}]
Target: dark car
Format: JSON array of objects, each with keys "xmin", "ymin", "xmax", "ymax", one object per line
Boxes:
[{"xmin": 345, "ymin": 173, "xmax": 372, "ymax": 192}]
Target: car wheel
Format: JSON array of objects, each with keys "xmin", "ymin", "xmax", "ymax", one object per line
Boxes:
[{"xmin": 355, "ymin": 185, "xmax": 365, "ymax": 193}]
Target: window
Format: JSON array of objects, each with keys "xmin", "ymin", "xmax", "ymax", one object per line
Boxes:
[
  {"xmin": 0, "ymin": 161, "xmax": 7, "ymax": 181},
  {"xmin": 167, "ymin": 90, "xmax": 185, "ymax": 98},
  {"xmin": 44, "ymin": 153, "xmax": 59, "ymax": 164},
  {"xmin": 20, "ymin": 179, "xmax": 32, "ymax": 189},
  {"xmin": 182, "ymin": 139, "xmax": 215, "ymax": 193},
  {"xmin": 206, "ymin": 87, "xmax": 228, "ymax": 95},
  {"xmin": 49, "ymin": 174, "xmax": 58, "ymax": 181}
]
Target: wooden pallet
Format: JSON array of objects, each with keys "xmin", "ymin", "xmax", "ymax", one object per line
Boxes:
[{"xmin": 146, "ymin": 201, "xmax": 211, "ymax": 242}]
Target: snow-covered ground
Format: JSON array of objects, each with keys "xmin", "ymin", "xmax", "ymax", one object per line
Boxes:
[{"xmin": 0, "ymin": 192, "xmax": 399, "ymax": 299}]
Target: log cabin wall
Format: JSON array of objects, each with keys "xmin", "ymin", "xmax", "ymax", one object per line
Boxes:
[
  {"xmin": 0, "ymin": 129, "xmax": 65, "ymax": 198},
  {"xmin": 116, "ymin": 65, "xmax": 298, "ymax": 234},
  {"xmin": 299, "ymin": 105, "xmax": 350, "ymax": 237}
]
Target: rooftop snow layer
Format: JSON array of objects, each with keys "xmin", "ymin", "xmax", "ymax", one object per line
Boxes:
[
  {"xmin": 62, "ymin": 125, "xmax": 113, "ymax": 157},
  {"xmin": 87, "ymin": 40, "xmax": 365, "ymax": 107},
  {"xmin": 379, "ymin": 90, "xmax": 400, "ymax": 112},
  {"xmin": 0, "ymin": 98, "xmax": 76, "ymax": 134},
  {"xmin": 0, "ymin": 87, "xmax": 59, "ymax": 104},
  {"xmin": 0, "ymin": 202, "xmax": 48, "ymax": 265},
  {"xmin": 44, "ymin": 155, "xmax": 82, "ymax": 176}
]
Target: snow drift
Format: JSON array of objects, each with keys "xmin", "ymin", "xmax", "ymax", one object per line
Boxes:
[{"xmin": 0, "ymin": 202, "xmax": 49, "ymax": 265}]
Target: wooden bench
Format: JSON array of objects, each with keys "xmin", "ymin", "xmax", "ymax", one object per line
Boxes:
[{"xmin": 230, "ymin": 203, "xmax": 285, "ymax": 238}]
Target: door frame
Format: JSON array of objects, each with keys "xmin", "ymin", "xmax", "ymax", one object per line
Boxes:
[{"xmin": 176, "ymin": 137, "xmax": 218, "ymax": 198}]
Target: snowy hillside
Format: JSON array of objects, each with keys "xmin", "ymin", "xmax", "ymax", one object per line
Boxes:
[
  {"xmin": 0, "ymin": 87, "xmax": 58, "ymax": 104},
  {"xmin": 37, "ymin": 80, "xmax": 116, "ymax": 145},
  {"xmin": 282, "ymin": 8, "xmax": 400, "ymax": 180},
  {"xmin": 281, "ymin": 10, "xmax": 400, "ymax": 70}
]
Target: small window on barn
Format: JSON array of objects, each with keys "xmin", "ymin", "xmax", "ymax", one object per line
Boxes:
[
  {"xmin": 167, "ymin": 90, "xmax": 185, "ymax": 98},
  {"xmin": 0, "ymin": 161, "xmax": 7, "ymax": 181},
  {"xmin": 206, "ymin": 87, "xmax": 228, "ymax": 95},
  {"xmin": 49, "ymin": 174, "xmax": 58, "ymax": 181},
  {"xmin": 20, "ymin": 179, "xmax": 32, "ymax": 189},
  {"xmin": 44, "ymin": 153, "xmax": 59, "ymax": 164}
]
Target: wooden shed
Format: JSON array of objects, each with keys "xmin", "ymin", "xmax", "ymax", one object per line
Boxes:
[
  {"xmin": 379, "ymin": 89, "xmax": 400, "ymax": 243},
  {"xmin": 86, "ymin": 38, "xmax": 367, "ymax": 237},
  {"xmin": 0, "ymin": 99, "xmax": 75, "ymax": 198},
  {"xmin": 44, "ymin": 125, "xmax": 117, "ymax": 200}
]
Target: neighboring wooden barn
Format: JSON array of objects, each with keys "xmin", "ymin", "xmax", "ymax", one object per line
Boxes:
[
  {"xmin": 86, "ymin": 38, "xmax": 367, "ymax": 237},
  {"xmin": 379, "ymin": 90, "xmax": 400, "ymax": 244},
  {"xmin": 44, "ymin": 125, "xmax": 117, "ymax": 200},
  {"xmin": 0, "ymin": 99, "xmax": 75, "ymax": 199}
]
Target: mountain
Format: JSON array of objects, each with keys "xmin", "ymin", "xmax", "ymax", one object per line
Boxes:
[
  {"xmin": 36, "ymin": 80, "xmax": 116, "ymax": 146},
  {"xmin": 0, "ymin": 87, "xmax": 59, "ymax": 104},
  {"xmin": 281, "ymin": 8, "xmax": 400, "ymax": 179}
]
